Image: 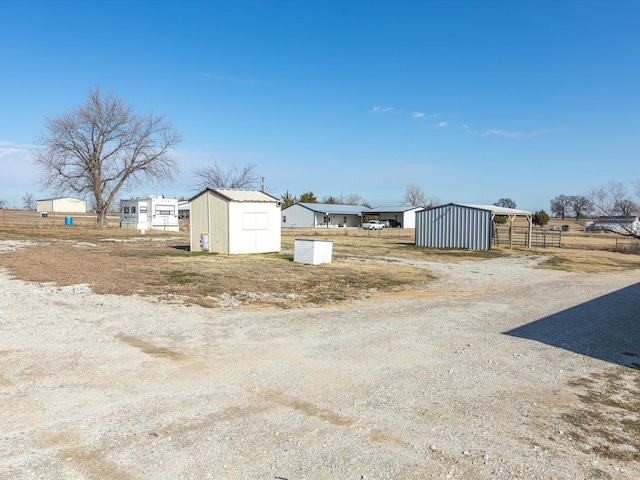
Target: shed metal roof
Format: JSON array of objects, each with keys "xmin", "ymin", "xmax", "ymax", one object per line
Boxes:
[{"xmin": 189, "ymin": 188, "xmax": 279, "ymax": 203}]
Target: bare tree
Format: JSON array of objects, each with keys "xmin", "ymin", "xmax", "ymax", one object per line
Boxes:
[
  {"xmin": 494, "ymin": 198, "xmax": 517, "ymax": 209},
  {"xmin": 22, "ymin": 192, "xmax": 36, "ymax": 210},
  {"xmin": 342, "ymin": 193, "xmax": 370, "ymax": 207},
  {"xmin": 0, "ymin": 200, "xmax": 6, "ymax": 209},
  {"xmin": 590, "ymin": 182, "xmax": 640, "ymax": 236},
  {"xmin": 549, "ymin": 194, "xmax": 572, "ymax": 220},
  {"xmin": 33, "ymin": 86, "xmax": 182, "ymax": 226},
  {"xmin": 403, "ymin": 184, "xmax": 426, "ymax": 207},
  {"xmin": 568, "ymin": 195, "xmax": 592, "ymax": 221},
  {"xmin": 193, "ymin": 161, "xmax": 260, "ymax": 191}
]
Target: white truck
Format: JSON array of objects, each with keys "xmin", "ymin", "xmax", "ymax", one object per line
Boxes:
[{"xmin": 362, "ymin": 220, "xmax": 385, "ymax": 230}]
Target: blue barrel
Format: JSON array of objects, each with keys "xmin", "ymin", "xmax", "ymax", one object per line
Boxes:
[{"xmin": 64, "ymin": 216, "xmax": 73, "ymax": 226}]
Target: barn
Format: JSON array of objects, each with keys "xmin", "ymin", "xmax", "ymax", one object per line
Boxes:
[
  {"xmin": 120, "ymin": 195, "xmax": 179, "ymax": 232},
  {"xmin": 281, "ymin": 203, "xmax": 366, "ymax": 228},
  {"xmin": 362, "ymin": 205, "xmax": 423, "ymax": 228},
  {"xmin": 189, "ymin": 188, "xmax": 281, "ymax": 254},
  {"xmin": 36, "ymin": 197, "xmax": 86, "ymax": 213},
  {"xmin": 415, "ymin": 203, "xmax": 533, "ymax": 250}
]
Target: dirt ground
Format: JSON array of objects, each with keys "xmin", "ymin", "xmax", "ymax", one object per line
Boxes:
[{"xmin": 1, "ymin": 233, "xmax": 639, "ymax": 479}]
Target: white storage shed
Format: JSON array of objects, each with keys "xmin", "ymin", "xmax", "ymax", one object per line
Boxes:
[
  {"xmin": 120, "ymin": 195, "xmax": 179, "ymax": 232},
  {"xmin": 36, "ymin": 197, "xmax": 86, "ymax": 213},
  {"xmin": 189, "ymin": 188, "xmax": 281, "ymax": 254}
]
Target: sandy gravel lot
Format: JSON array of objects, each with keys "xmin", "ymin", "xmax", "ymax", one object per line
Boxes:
[{"xmin": 1, "ymin": 241, "xmax": 639, "ymax": 479}]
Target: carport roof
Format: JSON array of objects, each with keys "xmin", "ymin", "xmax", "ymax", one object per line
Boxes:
[
  {"xmin": 363, "ymin": 205, "xmax": 422, "ymax": 214},
  {"xmin": 456, "ymin": 203, "xmax": 532, "ymax": 216},
  {"xmin": 293, "ymin": 203, "xmax": 366, "ymax": 215}
]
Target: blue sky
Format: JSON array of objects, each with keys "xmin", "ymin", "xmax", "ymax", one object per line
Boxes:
[{"xmin": 1, "ymin": 0, "xmax": 639, "ymax": 212}]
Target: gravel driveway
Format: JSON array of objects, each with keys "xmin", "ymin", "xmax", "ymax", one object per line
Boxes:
[{"xmin": 1, "ymin": 241, "xmax": 639, "ymax": 479}]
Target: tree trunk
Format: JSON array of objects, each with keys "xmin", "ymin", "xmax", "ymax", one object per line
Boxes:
[{"xmin": 96, "ymin": 210, "xmax": 109, "ymax": 227}]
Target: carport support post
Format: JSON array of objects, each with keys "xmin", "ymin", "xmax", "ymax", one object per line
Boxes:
[{"xmin": 527, "ymin": 214, "xmax": 532, "ymax": 248}]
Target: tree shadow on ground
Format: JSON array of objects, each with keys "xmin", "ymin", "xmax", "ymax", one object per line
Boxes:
[{"xmin": 504, "ymin": 283, "xmax": 640, "ymax": 370}]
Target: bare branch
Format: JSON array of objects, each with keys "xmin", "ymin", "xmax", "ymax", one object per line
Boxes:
[{"xmin": 193, "ymin": 161, "xmax": 260, "ymax": 190}]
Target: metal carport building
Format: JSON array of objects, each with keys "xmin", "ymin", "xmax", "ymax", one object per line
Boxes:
[{"xmin": 415, "ymin": 203, "xmax": 533, "ymax": 250}]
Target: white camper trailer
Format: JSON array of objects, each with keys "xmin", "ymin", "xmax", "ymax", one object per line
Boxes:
[{"xmin": 120, "ymin": 196, "xmax": 180, "ymax": 232}]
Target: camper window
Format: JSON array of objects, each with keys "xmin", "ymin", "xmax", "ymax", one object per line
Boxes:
[
  {"xmin": 123, "ymin": 206, "xmax": 130, "ymax": 213},
  {"xmin": 131, "ymin": 206, "xmax": 136, "ymax": 214},
  {"xmin": 155, "ymin": 205, "xmax": 175, "ymax": 215},
  {"xmin": 140, "ymin": 206, "xmax": 147, "ymax": 213}
]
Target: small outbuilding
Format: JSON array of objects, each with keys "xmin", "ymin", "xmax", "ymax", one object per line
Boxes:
[
  {"xmin": 36, "ymin": 197, "xmax": 86, "ymax": 213},
  {"xmin": 415, "ymin": 203, "xmax": 533, "ymax": 250},
  {"xmin": 189, "ymin": 188, "xmax": 281, "ymax": 254},
  {"xmin": 281, "ymin": 203, "xmax": 366, "ymax": 228},
  {"xmin": 362, "ymin": 205, "xmax": 423, "ymax": 228}
]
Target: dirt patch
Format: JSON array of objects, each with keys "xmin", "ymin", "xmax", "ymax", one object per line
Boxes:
[{"xmin": 0, "ymin": 238, "xmax": 432, "ymax": 308}]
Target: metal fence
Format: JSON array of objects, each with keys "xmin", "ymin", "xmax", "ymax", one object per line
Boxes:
[{"xmin": 493, "ymin": 226, "xmax": 561, "ymax": 248}]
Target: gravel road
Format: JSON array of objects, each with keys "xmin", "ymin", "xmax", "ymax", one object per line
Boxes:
[{"xmin": 1, "ymin": 241, "xmax": 639, "ymax": 479}]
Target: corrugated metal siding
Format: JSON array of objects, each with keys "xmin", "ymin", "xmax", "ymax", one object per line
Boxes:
[
  {"xmin": 416, "ymin": 205, "xmax": 492, "ymax": 250},
  {"xmin": 189, "ymin": 194, "xmax": 211, "ymax": 252},
  {"xmin": 282, "ymin": 204, "xmax": 315, "ymax": 227},
  {"xmin": 209, "ymin": 194, "xmax": 230, "ymax": 253}
]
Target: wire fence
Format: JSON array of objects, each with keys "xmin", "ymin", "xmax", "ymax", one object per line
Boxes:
[
  {"xmin": 493, "ymin": 226, "xmax": 561, "ymax": 248},
  {"xmin": 614, "ymin": 238, "xmax": 640, "ymax": 254}
]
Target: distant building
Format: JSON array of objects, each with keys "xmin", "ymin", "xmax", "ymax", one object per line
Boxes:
[
  {"xmin": 36, "ymin": 197, "xmax": 86, "ymax": 213},
  {"xmin": 119, "ymin": 195, "xmax": 179, "ymax": 232},
  {"xmin": 281, "ymin": 203, "xmax": 366, "ymax": 228},
  {"xmin": 362, "ymin": 205, "xmax": 423, "ymax": 229},
  {"xmin": 586, "ymin": 216, "xmax": 640, "ymax": 235}
]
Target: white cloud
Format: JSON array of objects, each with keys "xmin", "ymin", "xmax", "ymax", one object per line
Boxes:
[
  {"xmin": 200, "ymin": 73, "xmax": 225, "ymax": 80},
  {"xmin": 413, "ymin": 112, "xmax": 425, "ymax": 118},
  {"xmin": 372, "ymin": 106, "xmax": 398, "ymax": 113},
  {"xmin": 482, "ymin": 129, "xmax": 522, "ymax": 138},
  {"xmin": 437, "ymin": 121, "xmax": 448, "ymax": 128}
]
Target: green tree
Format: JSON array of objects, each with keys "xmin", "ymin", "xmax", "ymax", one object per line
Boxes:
[
  {"xmin": 322, "ymin": 195, "xmax": 339, "ymax": 204},
  {"xmin": 299, "ymin": 191, "xmax": 317, "ymax": 203},
  {"xmin": 532, "ymin": 210, "xmax": 550, "ymax": 227},
  {"xmin": 281, "ymin": 190, "xmax": 296, "ymax": 208}
]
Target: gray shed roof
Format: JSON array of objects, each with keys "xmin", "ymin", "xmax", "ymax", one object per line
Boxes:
[
  {"xmin": 189, "ymin": 188, "xmax": 280, "ymax": 203},
  {"xmin": 293, "ymin": 203, "xmax": 366, "ymax": 215}
]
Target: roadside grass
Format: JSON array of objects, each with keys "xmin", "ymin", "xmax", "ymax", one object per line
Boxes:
[{"xmin": 564, "ymin": 369, "xmax": 640, "ymax": 460}]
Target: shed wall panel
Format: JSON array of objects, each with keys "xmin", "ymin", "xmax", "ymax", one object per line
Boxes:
[
  {"xmin": 189, "ymin": 194, "xmax": 211, "ymax": 252},
  {"xmin": 209, "ymin": 194, "xmax": 230, "ymax": 253},
  {"xmin": 416, "ymin": 205, "xmax": 492, "ymax": 250}
]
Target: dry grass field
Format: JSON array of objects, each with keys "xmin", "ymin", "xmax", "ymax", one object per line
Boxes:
[{"xmin": 1, "ymin": 209, "xmax": 639, "ymax": 308}]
